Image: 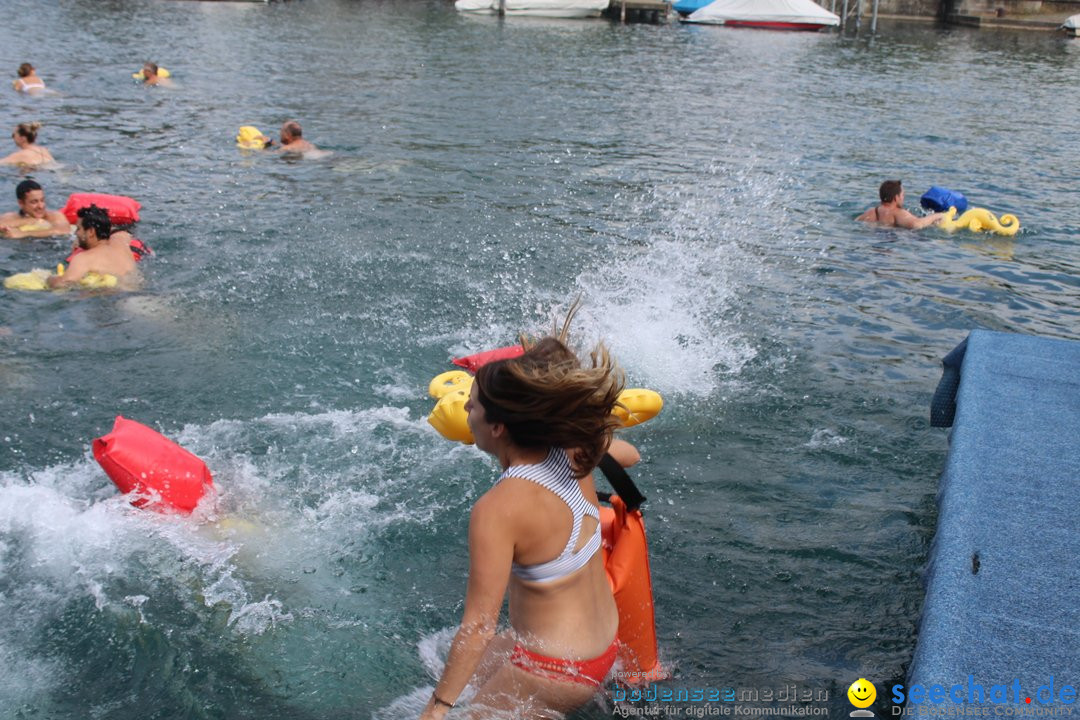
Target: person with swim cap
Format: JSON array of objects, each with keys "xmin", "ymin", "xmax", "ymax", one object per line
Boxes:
[
  {"xmin": 13, "ymin": 63, "xmax": 47, "ymax": 95},
  {"xmin": 421, "ymin": 302, "xmax": 622, "ymax": 719},
  {"xmin": 276, "ymin": 120, "xmax": 318, "ymax": 154},
  {"xmin": 0, "ymin": 123, "xmax": 56, "ymax": 167},
  {"xmin": 48, "ymin": 205, "xmax": 136, "ymax": 289},
  {"xmin": 858, "ymin": 180, "xmax": 944, "ymax": 229},
  {"xmin": 0, "ymin": 179, "xmax": 71, "ymax": 238}
]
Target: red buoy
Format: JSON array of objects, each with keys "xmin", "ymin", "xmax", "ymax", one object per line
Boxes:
[
  {"xmin": 62, "ymin": 193, "xmax": 141, "ymax": 226},
  {"xmin": 93, "ymin": 416, "xmax": 213, "ymax": 514},
  {"xmin": 451, "ymin": 344, "xmax": 525, "ymax": 373}
]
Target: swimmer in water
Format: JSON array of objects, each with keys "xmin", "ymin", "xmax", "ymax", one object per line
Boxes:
[
  {"xmin": 276, "ymin": 120, "xmax": 319, "ymax": 154},
  {"xmin": 48, "ymin": 205, "xmax": 137, "ymax": 289},
  {"xmin": 857, "ymin": 180, "xmax": 944, "ymax": 230},
  {"xmin": 141, "ymin": 62, "xmax": 172, "ymax": 87},
  {"xmin": 420, "ymin": 302, "xmax": 622, "ymax": 720},
  {"xmin": 13, "ymin": 63, "xmax": 47, "ymax": 95},
  {"xmin": 0, "ymin": 123, "xmax": 56, "ymax": 168},
  {"xmin": 0, "ymin": 179, "xmax": 71, "ymax": 239}
]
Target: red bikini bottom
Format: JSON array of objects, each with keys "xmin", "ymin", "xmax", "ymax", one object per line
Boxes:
[{"xmin": 509, "ymin": 639, "xmax": 618, "ymax": 687}]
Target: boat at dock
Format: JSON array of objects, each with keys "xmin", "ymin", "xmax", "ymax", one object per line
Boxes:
[
  {"xmin": 454, "ymin": 0, "xmax": 610, "ymax": 17},
  {"xmin": 1063, "ymin": 14, "xmax": 1080, "ymax": 36},
  {"xmin": 680, "ymin": 0, "xmax": 839, "ymax": 29}
]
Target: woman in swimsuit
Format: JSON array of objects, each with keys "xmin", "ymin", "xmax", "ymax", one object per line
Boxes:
[
  {"xmin": 422, "ymin": 304, "xmax": 623, "ymax": 719},
  {"xmin": 0, "ymin": 123, "xmax": 56, "ymax": 167},
  {"xmin": 12, "ymin": 63, "xmax": 46, "ymax": 95}
]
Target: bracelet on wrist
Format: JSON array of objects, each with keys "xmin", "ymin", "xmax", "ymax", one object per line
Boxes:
[{"xmin": 432, "ymin": 693, "xmax": 455, "ymax": 709}]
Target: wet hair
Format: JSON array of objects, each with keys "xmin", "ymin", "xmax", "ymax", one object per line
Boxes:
[
  {"xmin": 17, "ymin": 63, "xmax": 34, "ymax": 78},
  {"xmin": 16, "ymin": 179, "xmax": 42, "ymax": 201},
  {"xmin": 143, "ymin": 62, "xmax": 158, "ymax": 76},
  {"xmin": 879, "ymin": 180, "xmax": 903, "ymax": 204},
  {"xmin": 474, "ymin": 303, "xmax": 625, "ymax": 477},
  {"xmin": 282, "ymin": 120, "xmax": 303, "ymax": 139},
  {"xmin": 77, "ymin": 204, "xmax": 112, "ymax": 239},
  {"xmin": 14, "ymin": 122, "xmax": 41, "ymax": 144}
]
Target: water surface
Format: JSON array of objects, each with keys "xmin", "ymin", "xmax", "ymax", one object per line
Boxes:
[{"xmin": 1, "ymin": 1, "xmax": 1078, "ymax": 718}]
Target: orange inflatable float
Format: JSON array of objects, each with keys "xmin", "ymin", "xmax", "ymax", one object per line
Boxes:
[
  {"xmin": 601, "ymin": 494, "xmax": 664, "ymax": 683},
  {"xmin": 93, "ymin": 416, "xmax": 213, "ymax": 514}
]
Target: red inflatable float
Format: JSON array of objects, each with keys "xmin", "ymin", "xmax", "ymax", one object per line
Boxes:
[
  {"xmin": 602, "ymin": 494, "xmax": 666, "ymax": 684},
  {"xmin": 451, "ymin": 344, "xmax": 524, "ymax": 373},
  {"xmin": 62, "ymin": 193, "xmax": 141, "ymax": 226},
  {"xmin": 93, "ymin": 416, "xmax": 213, "ymax": 514}
]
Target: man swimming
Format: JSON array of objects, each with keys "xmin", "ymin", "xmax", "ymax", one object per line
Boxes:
[
  {"xmin": 857, "ymin": 180, "xmax": 944, "ymax": 230},
  {"xmin": 48, "ymin": 205, "xmax": 136, "ymax": 288},
  {"xmin": 277, "ymin": 120, "xmax": 318, "ymax": 154},
  {"xmin": 0, "ymin": 179, "xmax": 71, "ymax": 238},
  {"xmin": 141, "ymin": 62, "xmax": 172, "ymax": 87}
]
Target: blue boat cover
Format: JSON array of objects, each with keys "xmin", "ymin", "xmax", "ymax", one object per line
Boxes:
[
  {"xmin": 912, "ymin": 330, "xmax": 1080, "ymax": 703},
  {"xmin": 673, "ymin": 0, "xmax": 712, "ymax": 14}
]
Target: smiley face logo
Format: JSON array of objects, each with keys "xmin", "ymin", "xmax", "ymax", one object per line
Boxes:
[{"xmin": 848, "ymin": 678, "xmax": 877, "ymax": 708}]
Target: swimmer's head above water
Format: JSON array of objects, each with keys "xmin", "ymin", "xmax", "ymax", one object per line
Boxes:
[
  {"xmin": 75, "ymin": 205, "xmax": 111, "ymax": 249},
  {"xmin": 16, "ymin": 179, "xmax": 46, "ymax": 219},
  {"xmin": 12, "ymin": 122, "xmax": 42, "ymax": 146},
  {"xmin": 879, "ymin": 179, "xmax": 903, "ymax": 204}
]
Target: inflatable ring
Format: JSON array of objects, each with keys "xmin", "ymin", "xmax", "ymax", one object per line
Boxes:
[
  {"xmin": 938, "ymin": 207, "xmax": 1020, "ymax": 237},
  {"xmin": 4, "ymin": 267, "xmax": 118, "ymax": 291},
  {"xmin": 132, "ymin": 67, "xmax": 171, "ymax": 80},
  {"xmin": 429, "ymin": 370, "xmax": 473, "ymax": 399},
  {"xmin": 427, "ymin": 382, "xmax": 663, "ymax": 444}
]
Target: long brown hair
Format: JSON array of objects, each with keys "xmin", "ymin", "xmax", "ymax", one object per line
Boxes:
[{"xmin": 475, "ymin": 302, "xmax": 625, "ymax": 476}]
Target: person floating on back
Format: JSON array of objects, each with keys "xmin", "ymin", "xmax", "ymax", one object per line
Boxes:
[
  {"xmin": 0, "ymin": 179, "xmax": 71, "ymax": 238},
  {"xmin": 857, "ymin": 180, "xmax": 944, "ymax": 230}
]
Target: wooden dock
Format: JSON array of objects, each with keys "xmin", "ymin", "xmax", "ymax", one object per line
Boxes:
[{"xmin": 603, "ymin": 0, "xmax": 671, "ymax": 22}]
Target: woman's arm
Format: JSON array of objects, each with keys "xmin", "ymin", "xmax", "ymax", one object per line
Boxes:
[
  {"xmin": 608, "ymin": 438, "xmax": 640, "ymax": 468},
  {"xmin": 421, "ymin": 491, "xmax": 515, "ymax": 719}
]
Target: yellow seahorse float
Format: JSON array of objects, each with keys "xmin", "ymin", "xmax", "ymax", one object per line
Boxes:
[{"xmin": 938, "ymin": 207, "xmax": 1020, "ymax": 237}]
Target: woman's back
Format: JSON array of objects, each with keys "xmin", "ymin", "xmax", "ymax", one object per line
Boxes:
[{"xmin": 491, "ymin": 451, "xmax": 618, "ymax": 659}]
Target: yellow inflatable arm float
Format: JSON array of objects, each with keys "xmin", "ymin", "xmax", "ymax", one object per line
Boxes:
[
  {"xmin": 132, "ymin": 67, "xmax": 171, "ymax": 80},
  {"xmin": 938, "ymin": 207, "xmax": 1020, "ymax": 236},
  {"xmin": 427, "ymin": 370, "xmax": 663, "ymax": 444},
  {"xmin": 4, "ymin": 264, "xmax": 118, "ymax": 291},
  {"xmin": 236, "ymin": 126, "xmax": 270, "ymax": 150}
]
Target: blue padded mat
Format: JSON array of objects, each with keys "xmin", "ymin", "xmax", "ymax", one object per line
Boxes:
[{"xmin": 911, "ymin": 330, "xmax": 1080, "ymax": 704}]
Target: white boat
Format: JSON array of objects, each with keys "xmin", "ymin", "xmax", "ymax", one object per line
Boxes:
[
  {"xmin": 454, "ymin": 0, "xmax": 609, "ymax": 17},
  {"xmin": 683, "ymin": 0, "xmax": 839, "ymax": 30},
  {"xmin": 1063, "ymin": 13, "xmax": 1080, "ymax": 37}
]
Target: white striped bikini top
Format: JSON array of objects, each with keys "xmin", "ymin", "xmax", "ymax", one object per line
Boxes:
[{"xmin": 499, "ymin": 447, "xmax": 601, "ymax": 584}]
